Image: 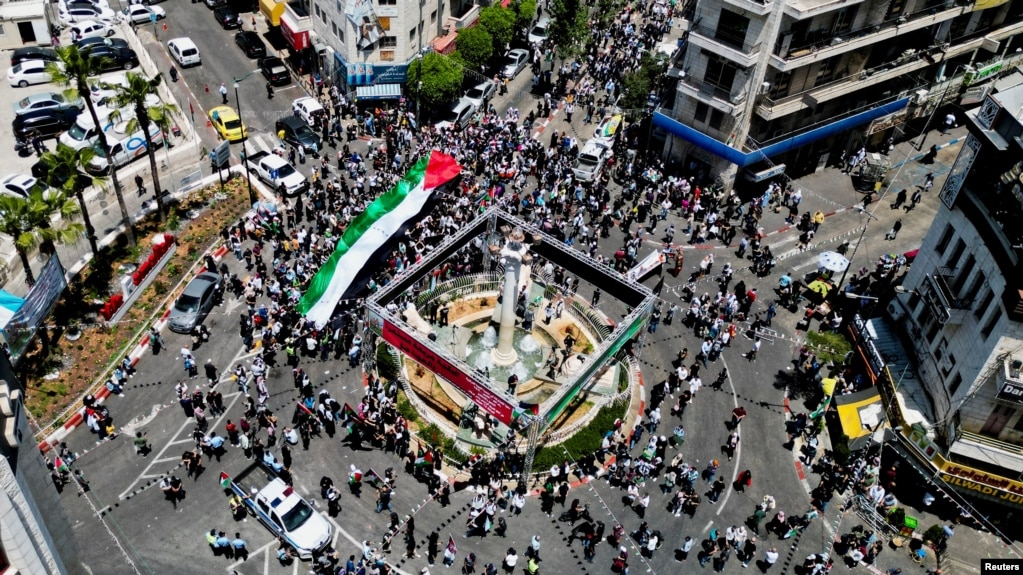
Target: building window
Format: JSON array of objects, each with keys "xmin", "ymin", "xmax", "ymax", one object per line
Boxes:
[
  {"xmin": 380, "ymin": 50, "xmax": 395, "ymax": 60},
  {"xmin": 380, "ymin": 36, "xmax": 397, "ymax": 48},
  {"xmin": 982, "ymin": 308, "xmax": 1001, "ymax": 338},
  {"xmin": 378, "ymin": 17, "xmax": 391, "ymax": 30},
  {"xmin": 952, "ymin": 254, "xmax": 975, "ymax": 294},
  {"xmin": 926, "ymin": 317, "xmax": 941, "ymax": 343},
  {"xmin": 704, "ymin": 54, "xmax": 738, "ymax": 93},
  {"xmin": 975, "ymin": 288, "xmax": 995, "ymax": 319},
  {"xmin": 693, "ymin": 102, "xmax": 709, "ymax": 123},
  {"xmin": 410, "ymin": 27, "xmax": 416, "ymax": 41},
  {"xmin": 431, "ymin": 10, "xmax": 437, "ymax": 22},
  {"xmin": 948, "ymin": 372, "xmax": 964, "ymax": 396},
  {"xmin": 945, "ymin": 238, "xmax": 966, "ymax": 270},
  {"xmin": 908, "ymin": 291, "xmax": 922, "ymax": 315},
  {"xmin": 378, "ymin": 0, "xmax": 397, "ymax": 5},
  {"xmin": 334, "ymin": 22, "xmax": 343, "ymax": 41},
  {"xmin": 709, "ymin": 109, "xmax": 725, "ymax": 130},
  {"xmin": 715, "ymin": 10, "xmax": 750, "ymax": 51},
  {"xmin": 935, "ymin": 224, "xmax": 954, "ymax": 255},
  {"xmin": 1013, "ymin": 412, "xmax": 1023, "ymax": 433}
]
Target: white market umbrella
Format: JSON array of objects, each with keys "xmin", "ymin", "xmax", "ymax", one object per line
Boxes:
[{"xmin": 818, "ymin": 251, "xmax": 850, "ymax": 273}]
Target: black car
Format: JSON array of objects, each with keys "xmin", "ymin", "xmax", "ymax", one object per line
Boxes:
[
  {"xmin": 13, "ymin": 108, "xmax": 81, "ymax": 141},
  {"xmin": 87, "ymin": 46, "xmax": 139, "ymax": 72},
  {"xmin": 11, "ymin": 47, "xmax": 58, "ymax": 66},
  {"xmin": 234, "ymin": 31, "xmax": 267, "ymax": 58},
  {"xmin": 276, "ymin": 116, "xmax": 322, "ymax": 153},
  {"xmin": 259, "ymin": 57, "xmax": 290, "ymax": 86},
  {"xmin": 214, "ymin": 6, "xmax": 241, "ymax": 28},
  {"xmin": 76, "ymin": 36, "xmax": 130, "ymax": 52},
  {"xmin": 203, "ymin": 0, "xmax": 227, "ymax": 7}
]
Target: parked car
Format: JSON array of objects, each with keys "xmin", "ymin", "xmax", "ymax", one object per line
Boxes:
[
  {"xmin": 203, "ymin": 0, "xmax": 227, "ymax": 8},
  {"xmin": 527, "ymin": 17, "xmax": 550, "ymax": 45},
  {"xmin": 129, "ymin": 0, "xmax": 165, "ymax": 5},
  {"xmin": 168, "ymin": 272, "xmax": 222, "ymax": 333},
  {"xmin": 235, "ymin": 31, "xmax": 267, "ymax": 59},
  {"xmin": 0, "ymin": 174, "xmax": 45, "ymax": 199},
  {"xmin": 463, "ymin": 81, "xmax": 497, "ymax": 109},
  {"xmin": 13, "ymin": 108, "xmax": 81, "ymax": 141},
  {"xmin": 291, "ymin": 97, "xmax": 325, "ymax": 127},
  {"xmin": 209, "ymin": 106, "xmax": 247, "ymax": 142},
  {"xmin": 275, "ymin": 116, "xmax": 321, "ymax": 153},
  {"xmin": 87, "ymin": 46, "xmax": 139, "ymax": 72},
  {"xmin": 167, "ymin": 37, "xmax": 201, "ymax": 67},
  {"xmin": 214, "ymin": 6, "xmax": 241, "ymax": 28},
  {"xmin": 8, "ymin": 60, "xmax": 62, "ymax": 88},
  {"xmin": 70, "ymin": 20, "xmax": 116, "ymax": 41},
  {"xmin": 259, "ymin": 57, "xmax": 290, "ymax": 86},
  {"xmin": 434, "ymin": 98, "xmax": 476, "ymax": 131},
  {"xmin": 501, "ymin": 49, "xmax": 529, "ymax": 79},
  {"xmin": 11, "ymin": 47, "xmax": 58, "ymax": 67},
  {"xmin": 60, "ymin": 3, "xmax": 116, "ymax": 24},
  {"xmin": 14, "ymin": 92, "xmax": 84, "ymax": 116},
  {"xmin": 76, "ymin": 36, "xmax": 129, "ymax": 52},
  {"xmin": 120, "ymin": 4, "xmax": 165, "ymax": 23}
]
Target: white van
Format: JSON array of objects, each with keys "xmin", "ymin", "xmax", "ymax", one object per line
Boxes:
[
  {"xmin": 86, "ymin": 120, "xmax": 164, "ymax": 173},
  {"xmin": 59, "ymin": 107, "xmax": 122, "ymax": 150},
  {"xmin": 167, "ymin": 37, "xmax": 201, "ymax": 68}
]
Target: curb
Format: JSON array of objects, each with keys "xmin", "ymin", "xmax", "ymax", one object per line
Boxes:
[{"xmin": 38, "ymin": 243, "xmax": 231, "ymax": 454}]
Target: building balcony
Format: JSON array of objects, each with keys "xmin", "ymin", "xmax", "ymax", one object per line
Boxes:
[
  {"xmin": 688, "ymin": 23, "xmax": 762, "ymax": 68},
  {"xmin": 722, "ymin": 0, "xmax": 773, "ymax": 16},
  {"xmin": 756, "ymin": 36, "xmax": 985, "ymax": 120},
  {"xmin": 784, "ymin": 0, "xmax": 867, "ymax": 20},
  {"xmin": 923, "ymin": 268, "xmax": 972, "ymax": 325},
  {"xmin": 678, "ymin": 74, "xmax": 746, "ymax": 114},
  {"xmin": 771, "ymin": 1, "xmax": 972, "ymax": 73}
]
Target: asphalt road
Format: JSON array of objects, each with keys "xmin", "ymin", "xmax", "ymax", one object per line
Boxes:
[{"xmin": 49, "ymin": 20, "xmax": 966, "ymax": 575}]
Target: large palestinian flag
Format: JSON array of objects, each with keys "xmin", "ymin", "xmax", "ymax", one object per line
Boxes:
[{"xmin": 297, "ymin": 151, "xmax": 461, "ymax": 327}]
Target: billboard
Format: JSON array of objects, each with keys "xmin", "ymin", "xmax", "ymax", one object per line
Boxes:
[
  {"xmin": 378, "ymin": 317, "xmax": 514, "ymax": 424},
  {"xmin": 2, "ymin": 255, "xmax": 67, "ymax": 366}
]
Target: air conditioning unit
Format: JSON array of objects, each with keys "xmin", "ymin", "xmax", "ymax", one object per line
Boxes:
[{"xmin": 914, "ymin": 89, "xmax": 929, "ymax": 105}]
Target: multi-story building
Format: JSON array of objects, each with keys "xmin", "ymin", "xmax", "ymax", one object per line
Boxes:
[
  {"xmin": 865, "ymin": 79, "xmax": 1023, "ymax": 517},
  {"xmin": 0, "ymin": 0, "xmax": 55, "ymax": 49},
  {"xmin": 260, "ymin": 0, "xmax": 481, "ymax": 101},
  {"xmin": 0, "ymin": 351, "xmax": 82, "ymax": 574},
  {"xmin": 657, "ymin": 0, "xmax": 1023, "ymax": 185}
]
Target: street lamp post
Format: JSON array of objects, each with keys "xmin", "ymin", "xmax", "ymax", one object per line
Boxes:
[{"xmin": 233, "ymin": 70, "xmax": 259, "ymax": 206}]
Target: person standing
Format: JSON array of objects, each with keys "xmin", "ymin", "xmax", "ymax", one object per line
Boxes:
[
  {"xmin": 219, "ymin": 83, "xmax": 229, "ymax": 104},
  {"xmin": 266, "ymin": 81, "xmax": 274, "ymax": 99},
  {"xmin": 890, "ymin": 189, "xmax": 907, "ymax": 210},
  {"xmin": 762, "ymin": 547, "xmax": 779, "ymax": 571},
  {"xmin": 745, "ymin": 338, "xmax": 761, "ymax": 362},
  {"xmin": 905, "ymin": 189, "xmax": 923, "ymax": 212},
  {"xmin": 924, "ymin": 172, "xmax": 935, "ymax": 191},
  {"xmin": 741, "ymin": 537, "xmax": 757, "ymax": 568},
  {"xmin": 675, "ymin": 536, "xmax": 694, "ymax": 563},
  {"xmin": 232, "ymin": 533, "xmax": 248, "ymax": 561},
  {"xmin": 135, "ymin": 173, "xmax": 146, "ymax": 196}
]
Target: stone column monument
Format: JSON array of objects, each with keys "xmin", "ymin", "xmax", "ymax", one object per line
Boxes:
[{"xmin": 489, "ymin": 227, "xmax": 531, "ymax": 366}]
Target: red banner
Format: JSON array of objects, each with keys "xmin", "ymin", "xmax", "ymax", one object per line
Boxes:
[
  {"xmin": 281, "ymin": 18, "xmax": 309, "ymax": 51},
  {"xmin": 381, "ymin": 320, "xmax": 514, "ymax": 424}
]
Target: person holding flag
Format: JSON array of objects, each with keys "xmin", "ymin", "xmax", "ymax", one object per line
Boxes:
[{"xmin": 443, "ymin": 535, "xmax": 457, "ymax": 567}]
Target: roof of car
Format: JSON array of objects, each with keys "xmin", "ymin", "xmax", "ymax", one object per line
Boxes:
[{"xmin": 183, "ymin": 271, "xmax": 220, "ymax": 296}]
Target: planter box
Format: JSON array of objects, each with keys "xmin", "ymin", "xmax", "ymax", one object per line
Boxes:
[{"xmin": 107, "ymin": 243, "xmax": 177, "ymax": 326}]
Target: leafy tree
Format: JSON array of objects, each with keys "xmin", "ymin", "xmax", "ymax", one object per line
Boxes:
[
  {"xmin": 38, "ymin": 145, "xmax": 106, "ymax": 257},
  {"xmin": 479, "ymin": 5, "xmax": 516, "ymax": 56},
  {"xmin": 0, "ymin": 190, "xmax": 83, "ymax": 285},
  {"xmin": 108, "ymin": 72, "xmax": 178, "ymax": 221},
  {"xmin": 548, "ymin": 0, "xmax": 589, "ymax": 60},
  {"xmin": 407, "ymin": 53, "xmax": 464, "ymax": 110},
  {"xmin": 620, "ymin": 52, "xmax": 667, "ymax": 113},
  {"xmin": 515, "ymin": 0, "xmax": 538, "ymax": 30},
  {"xmin": 48, "ymin": 46, "xmax": 135, "ymax": 246},
  {"xmin": 455, "ymin": 25, "xmax": 494, "ymax": 71}
]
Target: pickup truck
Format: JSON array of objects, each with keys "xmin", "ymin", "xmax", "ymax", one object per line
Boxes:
[
  {"xmin": 220, "ymin": 462, "xmax": 333, "ymax": 559},
  {"xmin": 244, "ymin": 150, "xmax": 308, "ymax": 197}
]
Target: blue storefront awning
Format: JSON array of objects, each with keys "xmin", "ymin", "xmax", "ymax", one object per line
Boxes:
[
  {"xmin": 355, "ymin": 83, "xmax": 403, "ymax": 101},
  {"xmin": 654, "ymin": 97, "xmax": 911, "ymax": 168}
]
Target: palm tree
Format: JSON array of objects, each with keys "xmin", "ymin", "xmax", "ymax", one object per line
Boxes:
[
  {"xmin": 38, "ymin": 145, "xmax": 107, "ymax": 257},
  {"xmin": 48, "ymin": 46, "xmax": 135, "ymax": 246},
  {"xmin": 0, "ymin": 190, "xmax": 84, "ymax": 285},
  {"xmin": 108, "ymin": 72, "xmax": 178, "ymax": 221}
]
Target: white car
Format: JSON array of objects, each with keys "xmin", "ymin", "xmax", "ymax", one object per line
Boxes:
[
  {"xmin": 120, "ymin": 4, "xmax": 165, "ymax": 23},
  {"xmin": 71, "ymin": 20, "xmax": 116, "ymax": 40},
  {"xmin": 291, "ymin": 97, "xmax": 325, "ymax": 127},
  {"xmin": 527, "ymin": 17, "xmax": 550, "ymax": 45},
  {"xmin": 60, "ymin": 3, "xmax": 117, "ymax": 23},
  {"xmin": 501, "ymin": 49, "xmax": 530, "ymax": 79},
  {"xmin": 572, "ymin": 139, "xmax": 613, "ymax": 182},
  {"xmin": 0, "ymin": 174, "xmax": 43, "ymax": 198},
  {"xmin": 167, "ymin": 37, "xmax": 201, "ymax": 67},
  {"xmin": 7, "ymin": 60, "xmax": 61, "ymax": 88}
]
